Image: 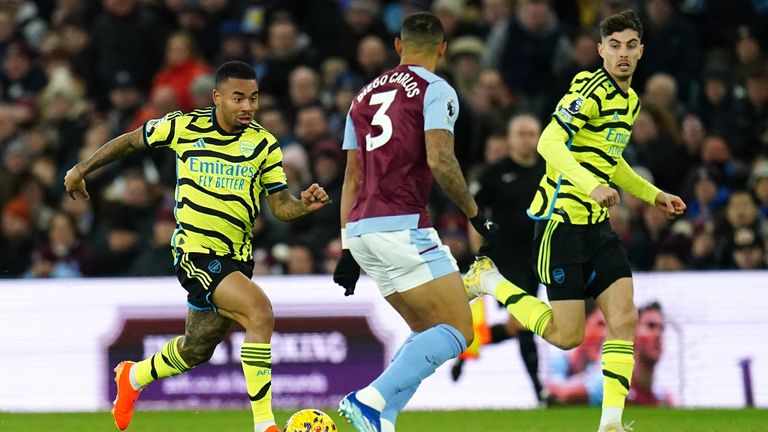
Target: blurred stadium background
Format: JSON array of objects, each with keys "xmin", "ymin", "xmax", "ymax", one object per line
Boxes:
[{"xmin": 1, "ymin": 0, "xmax": 767, "ymax": 430}]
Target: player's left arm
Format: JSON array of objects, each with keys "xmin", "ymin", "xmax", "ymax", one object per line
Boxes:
[
  {"xmin": 266, "ymin": 184, "xmax": 330, "ymax": 222},
  {"xmin": 612, "ymin": 157, "xmax": 686, "ymax": 219}
]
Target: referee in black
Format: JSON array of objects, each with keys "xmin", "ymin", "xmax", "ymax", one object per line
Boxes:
[{"xmin": 455, "ymin": 113, "xmax": 550, "ymax": 405}]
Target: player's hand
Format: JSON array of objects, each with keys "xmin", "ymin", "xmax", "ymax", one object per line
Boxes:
[
  {"xmin": 469, "ymin": 215, "xmax": 501, "ymax": 254},
  {"xmin": 655, "ymin": 191, "xmax": 686, "ymax": 220},
  {"xmin": 333, "ymin": 249, "xmax": 360, "ymax": 296},
  {"xmin": 590, "ymin": 185, "xmax": 620, "ymax": 208},
  {"xmin": 300, "ymin": 183, "xmax": 331, "ymax": 212},
  {"xmin": 64, "ymin": 165, "xmax": 89, "ymax": 200}
]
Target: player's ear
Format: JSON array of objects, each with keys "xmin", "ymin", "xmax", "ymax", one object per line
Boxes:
[
  {"xmin": 637, "ymin": 43, "xmax": 644, "ymax": 60},
  {"xmin": 394, "ymin": 37, "xmax": 403, "ymax": 55},
  {"xmin": 212, "ymin": 89, "xmax": 221, "ymax": 106},
  {"xmin": 597, "ymin": 42, "xmax": 604, "ymax": 59},
  {"xmin": 437, "ymin": 40, "xmax": 447, "ymax": 58}
]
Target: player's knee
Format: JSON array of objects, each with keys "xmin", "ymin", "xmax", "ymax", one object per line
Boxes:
[
  {"xmin": 550, "ymin": 331, "xmax": 583, "ymax": 350},
  {"xmin": 240, "ymin": 302, "xmax": 275, "ymax": 334}
]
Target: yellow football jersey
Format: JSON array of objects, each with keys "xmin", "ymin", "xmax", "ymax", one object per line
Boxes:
[
  {"xmin": 528, "ymin": 68, "xmax": 641, "ymax": 225},
  {"xmin": 144, "ymin": 107, "xmax": 287, "ymax": 261}
]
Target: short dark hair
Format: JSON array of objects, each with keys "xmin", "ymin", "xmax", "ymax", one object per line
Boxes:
[
  {"xmin": 600, "ymin": 9, "xmax": 642, "ymax": 40},
  {"xmin": 400, "ymin": 12, "xmax": 444, "ymax": 50},
  {"xmin": 638, "ymin": 301, "xmax": 662, "ymax": 316},
  {"xmin": 215, "ymin": 60, "xmax": 257, "ymax": 88}
]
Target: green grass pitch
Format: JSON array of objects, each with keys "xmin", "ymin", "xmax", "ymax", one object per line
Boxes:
[{"xmin": 1, "ymin": 407, "xmax": 765, "ymax": 432}]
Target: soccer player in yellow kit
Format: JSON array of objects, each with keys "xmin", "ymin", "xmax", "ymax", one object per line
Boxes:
[
  {"xmin": 463, "ymin": 10, "xmax": 685, "ymax": 432},
  {"xmin": 64, "ymin": 61, "xmax": 330, "ymax": 432}
]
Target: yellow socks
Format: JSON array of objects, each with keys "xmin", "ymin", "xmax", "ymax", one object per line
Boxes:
[
  {"xmin": 242, "ymin": 342, "xmax": 274, "ymax": 425},
  {"xmin": 494, "ymin": 280, "xmax": 553, "ymax": 337},
  {"xmin": 601, "ymin": 340, "xmax": 634, "ymax": 409},
  {"xmin": 132, "ymin": 336, "xmax": 191, "ymax": 389}
]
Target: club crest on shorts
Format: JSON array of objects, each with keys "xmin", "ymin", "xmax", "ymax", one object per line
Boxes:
[
  {"xmin": 552, "ymin": 267, "xmax": 565, "ymax": 284},
  {"xmin": 208, "ymin": 259, "xmax": 222, "ymax": 274},
  {"xmin": 239, "ymin": 139, "xmax": 256, "ymax": 157}
]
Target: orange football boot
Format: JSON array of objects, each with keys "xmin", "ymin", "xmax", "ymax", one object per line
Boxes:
[{"xmin": 112, "ymin": 361, "xmax": 141, "ymax": 430}]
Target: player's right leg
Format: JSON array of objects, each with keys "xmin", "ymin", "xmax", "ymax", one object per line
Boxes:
[
  {"xmin": 339, "ymin": 229, "xmax": 472, "ymax": 432},
  {"xmin": 113, "ymin": 255, "xmax": 234, "ymax": 430},
  {"xmin": 464, "ymin": 256, "xmax": 555, "ymax": 338},
  {"xmin": 115, "ymin": 311, "xmax": 232, "ymax": 430}
]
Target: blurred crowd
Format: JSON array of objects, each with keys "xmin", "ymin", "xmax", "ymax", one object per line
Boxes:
[{"xmin": 0, "ymin": 0, "xmax": 767, "ymax": 279}]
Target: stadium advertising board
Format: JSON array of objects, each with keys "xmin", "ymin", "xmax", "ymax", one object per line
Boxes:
[
  {"xmin": 0, "ymin": 272, "xmax": 766, "ymax": 411},
  {"xmin": 105, "ymin": 314, "xmax": 384, "ymax": 409}
]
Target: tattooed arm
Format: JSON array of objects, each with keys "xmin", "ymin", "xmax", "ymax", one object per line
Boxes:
[
  {"xmin": 64, "ymin": 127, "xmax": 145, "ymax": 200},
  {"xmin": 425, "ymin": 129, "xmax": 479, "ymax": 218},
  {"xmin": 266, "ymin": 184, "xmax": 330, "ymax": 222}
]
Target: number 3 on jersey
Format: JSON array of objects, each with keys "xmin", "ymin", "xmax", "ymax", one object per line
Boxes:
[{"xmin": 366, "ymin": 90, "xmax": 397, "ymax": 151}]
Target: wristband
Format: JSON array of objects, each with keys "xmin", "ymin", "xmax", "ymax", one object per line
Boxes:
[{"xmin": 341, "ymin": 228, "xmax": 349, "ymax": 250}]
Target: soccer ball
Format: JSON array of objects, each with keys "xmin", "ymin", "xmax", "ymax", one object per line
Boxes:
[{"xmin": 283, "ymin": 408, "xmax": 337, "ymax": 432}]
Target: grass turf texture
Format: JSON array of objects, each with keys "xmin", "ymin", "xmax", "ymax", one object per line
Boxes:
[{"xmin": 1, "ymin": 408, "xmax": 765, "ymax": 432}]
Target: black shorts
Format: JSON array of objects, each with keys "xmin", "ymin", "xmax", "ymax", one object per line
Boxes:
[
  {"xmin": 175, "ymin": 253, "xmax": 254, "ymax": 311},
  {"xmin": 532, "ymin": 219, "xmax": 631, "ymax": 301}
]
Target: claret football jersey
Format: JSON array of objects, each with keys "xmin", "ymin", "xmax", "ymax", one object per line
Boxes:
[{"xmin": 343, "ymin": 65, "xmax": 460, "ymax": 236}]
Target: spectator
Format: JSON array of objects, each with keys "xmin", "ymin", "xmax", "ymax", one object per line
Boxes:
[
  {"xmin": 446, "ymin": 36, "xmax": 485, "ymax": 100},
  {"xmin": 694, "ymin": 67, "xmax": 735, "ymax": 133},
  {"xmin": 683, "ymin": 165, "xmax": 729, "ymax": 228},
  {"xmin": 294, "ymin": 103, "xmax": 331, "ymax": 149},
  {"xmin": 288, "ymin": 66, "xmax": 322, "ymax": 112},
  {"xmin": 300, "ymin": 140, "xmax": 344, "ymax": 252},
  {"xmin": 322, "ymin": 238, "xmax": 343, "ymax": 275},
  {"xmin": 732, "ymin": 26, "xmax": 765, "ymax": 85},
  {"xmin": 636, "ymin": 0, "xmax": 700, "ymax": 103},
  {"xmin": 0, "ymin": 40, "xmax": 46, "ymax": 102},
  {"xmin": 0, "ymin": 197, "xmax": 35, "ymax": 277},
  {"xmin": 486, "ymin": 0, "xmax": 571, "ymax": 118},
  {"xmin": 286, "ymin": 241, "xmax": 318, "ymax": 274},
  {"xmin": 26, "ymin": 211, "xmax": 96, "ymax": 278},
  {"xmin": 322, "ymin": 0, "xmax": 390, "ymax": 67},
  {"xmin": 257, "ymin": 106, "xmax": 295, "ymax": 146},
  {"xmin": 643, "ymin": 72, "xmax": 687, "ymax": 124},
  {"xmin": 432, "ymin": 0, "xmax": 485, "ymax": 41},
  {"xmin": 94, "ymin": 171, "xmax": 158, "ymax": 276},
  {"xmin": 680, "ymin": 113, "xmax": 706, "ymax": 168},
  {"xmin": 59, "ymin": 191, "xmax": 94, "ymax": 237},
  {"xmin": 730, "ymin": 64, "xmax": 768, "ymax": 161},
  {"xmin": 482, "ymin": 133, "xmax": 509, "ymax": 166},
  {"xmin": 38, "ymin": 67, "xmax": 90, "ymax": 182},
  {"xmin": 90, "ymin": 0, "xmax": 166, "ymax": 104},
  {"xmin": 626, "ymin": 107, "xmax": 686, "ymax": 193},
  {"xmin": 107, "ymin": 70, "xmax": 143, "ymax": 137},
  {"xmin": 189, "ymin": 74, "xmax": 215, "ymax": 109},
  {"xmin": 356, "ymin": 34, "xmax": 392, "ymax": 82},
  {"xmin": 327, "ymin": 72, "xmax": 364, "ymax": 141},
  {"xmin": 151, "ymin": 32, "xmax": 212, "ymax": 111},
  {"xmin": 716, "ymin": 190, "xmax": 764, "ymax": 267},
  {"xmin": 730, "ymin": 227, "xmax": 767, "ymax": 269},
  {"xmin": 260, "ymin": 16, "xmax": 318, "ymax": 98},
  {"xmin": 628, "ymin": 301, "xmax": 673, "ymax": 406},
  {"xmin": 548, "ymin": 30, "xmax": 601, "ymax": 109},
  {"xmin": 127, "ymin": 207, "xmax": 176, "ymax": 276},
  {"xmin": 750, "ymin": 163, "xmax": 768, "ymax": 218}
]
